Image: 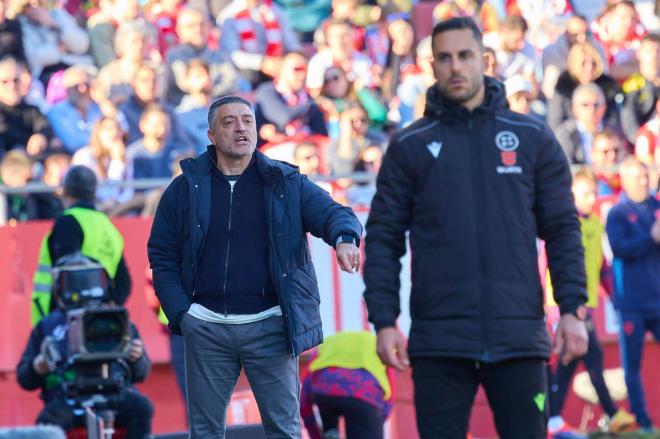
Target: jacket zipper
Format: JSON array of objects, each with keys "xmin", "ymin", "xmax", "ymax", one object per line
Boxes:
[
  {"xmin": 222, "ymin": 184, "xmax": 234, "ymax": 317},
  {"xmin": 469, "ymin": 116, "xmax": 491, "ymax": 362}
]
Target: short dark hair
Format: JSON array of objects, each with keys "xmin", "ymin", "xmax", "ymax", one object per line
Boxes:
[
  {"xmin": 207, "ymin": 95, "xmax": 253, "ymax": 128},
  {"xmin": 432, "ymin": 17, "xmax": 483, "ymax": 49},
  {"xmin": 63, "ymin": 165, "xmax": 97, "ymax": 202}
]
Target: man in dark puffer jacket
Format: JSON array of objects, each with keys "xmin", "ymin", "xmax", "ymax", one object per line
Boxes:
[
  {"xmin": 364, "ymin": 17, "xmax": 588, "ymax": 439},
  {"xmin": 148, "ymin": 95, "xmax": 362, "ymax": 438}
]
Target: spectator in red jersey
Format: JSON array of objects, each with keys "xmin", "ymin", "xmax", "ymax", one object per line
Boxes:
[
  {"xmin": 145, "ymin": 0, "xmax": 184, "ymax": 57},
  {"xmin": 218, "ymin": 0, "xmax": 301, "ymax": 86},
  {"xmin": 592, "ymin": 0, "xmax": 646, "ymax": 82}
]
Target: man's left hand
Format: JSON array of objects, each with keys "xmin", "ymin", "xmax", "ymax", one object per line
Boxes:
[
  {"xmin": 128, "ymin": 339, "xmax": 144, "ymax": 362},
  {"xmin": 336, "ymin": 243, "xmax": 360, "ymax": 273},
  {"xmin": 553, "ymin": 313, "xmax": 588, "ymax": 365}
]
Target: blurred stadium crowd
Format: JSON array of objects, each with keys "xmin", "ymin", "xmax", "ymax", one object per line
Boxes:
[{"xmin": 1, "ymin": 0, "xmax": 660, "ymax": 220}]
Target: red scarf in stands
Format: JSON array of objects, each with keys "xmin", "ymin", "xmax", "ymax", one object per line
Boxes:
[{"xmin": 234, "ymin": 1, "xmax": 283, "ymax": 57}]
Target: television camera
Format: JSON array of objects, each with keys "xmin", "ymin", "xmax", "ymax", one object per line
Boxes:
[{"xmin": 42, "ymin": 253, "xmax": 133, "ymax": 439}]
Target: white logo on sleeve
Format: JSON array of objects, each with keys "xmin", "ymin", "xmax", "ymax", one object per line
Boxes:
[{"xmin": 426, "ymin": 141, "xmax": 443, "ymax": 158}]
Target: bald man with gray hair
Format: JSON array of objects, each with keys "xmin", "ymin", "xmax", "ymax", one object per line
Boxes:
[{"xmin": 555, "ymin": 82, "xmax": 616, "ymax": 164}]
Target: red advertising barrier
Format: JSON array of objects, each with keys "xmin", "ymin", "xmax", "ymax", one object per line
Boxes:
[{"xmin": 0, "ymin": 216, "xmax": 659, "ymax": 437}]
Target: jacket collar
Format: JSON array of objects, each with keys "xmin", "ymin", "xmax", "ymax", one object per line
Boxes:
[
  {"xmin": 180, "ymin": 145, "xmax": 299, "ymax": 186},
  {"xmin": 423, "ymin": 75, "xmax": 508, "ymax": 122}
]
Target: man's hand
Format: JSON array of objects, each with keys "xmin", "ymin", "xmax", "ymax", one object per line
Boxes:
[
  {"xmin": 32, "ymin": 354, "xmax": 51, "ymax": 375},
  {"xmin": 128, "ymin": 339, "xmax": 144, "ymax": 362},
  {"xmin": 336, "ymin": 243, "xmax": 360, "ymax": 272},
  {"xmin": 26, "ymin": 133, "xmax": 47, "ymax": 156},
  {"xmin": 553, "ymin": 313, "xmax": 588, "ymax": 365},
  {"xmin": 376, "ymin": 327, "xmax": 409, "ymax": 371},
  {"xmin": 651, "ymin": 219, "xmax": 660, "ymax": 244}
]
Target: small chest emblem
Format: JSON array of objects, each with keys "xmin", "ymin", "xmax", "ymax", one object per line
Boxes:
[
  {"xmin": 426, "ymin": 141, "xmax": 443, "ymax": 158},
  {"xmin": 495, "ymin": 131, "xmax": 522, "ymax": 174}
]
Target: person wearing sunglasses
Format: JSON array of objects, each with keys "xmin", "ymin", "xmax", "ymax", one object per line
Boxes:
[{"xmin": 556, "ymin": 83, "xmax": 624, "ymax": 165}]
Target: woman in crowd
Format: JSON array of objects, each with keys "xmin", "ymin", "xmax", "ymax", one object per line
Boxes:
[
  {"xmin": 547, "ymin": 42, "xmax": 621, "ymax": 131},
  {"xmin": 71, "ymin": 116, "xmax": 131, "ymax": 209}
]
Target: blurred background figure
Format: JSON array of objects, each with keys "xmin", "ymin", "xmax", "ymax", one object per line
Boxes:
[
  {"xmin": 7, "ymin": 0, "xmax": 92, "ymax": 87},
  {"xmin": 165, "ymin": 6, "xmax": 241, "ymax": 105},
  {"xmin": 87, "ymin": 0, "xmax": 142, "ymax": 68},
  {"xmin": 504, "ymin": 74, "xmax": 542, "ymax": 120},
  {"xmin": 547, "ymin": 42, "xmax": 620, "ymax": 132},
  {"xmin": 255, "ymin": 51, "xmax": 327, "ymax": 145},
  {"xmin": 327, "ymin": 100, "xmax": 386, "ymax": 177},
  {"xmin": 176, "ymin": 58, "xmax": 214, "ymax": 153},
  {"xmin": 621, "ymin": 33, "xmax": 660, "ymax": 144},
  {"xmin": 0, "ymin": 0, "xmax": 27, "ymax": 63},
  {"xmin": 396, "ymin": 35, "xmax": 434, "ymax": 128},
  {"xmin": 218, "ymin": 0, "xmax": 301, "ymax": 87},
  {"xmin": 307, "ymin": 18, "xmax": 375, "ymax": 97},
  {"xmin": 547, "ymin": 168, "xmax": 636, "ymax": 438},
  {"xmin": 0, "ymin": 56, "xmax": 56, "ymax": 158},
  {"xmin": 555, "ymin": 83, "xmax": 619, "ymax": 165},
  {"xmin": 605, "ymin": 157, "xmax": 660, "ymax": 433},
  {"xmin": 120, "ymin": 63, "xmax": 192, "ymax": 149},
  {"xmin": 96, "ymin": 21, "xmax": 155, "ymax": 106},
  {"xmin": 301, "ymin": 331, "xmax": 395, "ymax": 439},
  {"xmin": 293, "ymin": 140, "xmax": 321, "ymax": 177},
  {"xmin": 483, "ymin": 15, "xmax": 540, "ymax": 95},
  {"xmin": 542, "ymin": 14, "xmax": 607, "ymax": 100},
  {"xmin": 47, "ymin": 65, "xmax": 104, "ymax": 154},
  {"xmin": 592, "ymin": 0, "xmax": 646, "ymax": 83},
  {"xmin": 591, "ymin": 129, "xmax": 627, "ymax": 196},
  {"xmin": 71, "ymin": 117, "xmax": 131, "ymax": 210}
]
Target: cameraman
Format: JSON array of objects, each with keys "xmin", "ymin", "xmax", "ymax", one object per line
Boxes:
[
  {"xmin": 16, "ymin": 255, "xmax": 153, "ymax": 438},
  {"xmin": 31, "ymin": 165, "xmax": 131, "ymax": 325}
]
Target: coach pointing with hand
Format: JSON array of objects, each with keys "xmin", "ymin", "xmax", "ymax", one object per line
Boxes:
[{"xmin": 148, "ymin": 95, "xmax": 362, "ymax": 438}]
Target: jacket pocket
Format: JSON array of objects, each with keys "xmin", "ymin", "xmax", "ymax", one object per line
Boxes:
[{"xmin": 287, "ymin": 263, "xmax": 322, "ymax": 335}]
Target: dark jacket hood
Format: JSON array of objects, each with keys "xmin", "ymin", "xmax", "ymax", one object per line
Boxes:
[{"xmin": 423, "ymin": 76, "xmax": 508, "ymax": 121}]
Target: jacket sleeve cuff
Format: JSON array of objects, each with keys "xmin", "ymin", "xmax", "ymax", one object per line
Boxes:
[
  {"xmin": 558, "ymin": 296, "xmax": 587, "ymax": 317},
  {"xmin": 334, "ymin": 233, "xmax": 361, "ymax": 248},
  {"xmin": 168, "ymin": 309, "xmax": 188, "ymax": 335},
  {"xmin": 373, "ymin": 320, "xmax": 396, "ymax": 332}
]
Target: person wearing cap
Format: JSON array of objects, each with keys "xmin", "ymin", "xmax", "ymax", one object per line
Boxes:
[
  {"xmin": 46, "ymin": 65, "xmax": 104, "ymax": 154},
  {"xmin": 30, "ymin": 165, "xmax": 131, "ymax": 325},
  {"xmin": 504, "ymin": 74, "xmax": 543, "ymax": 122}
]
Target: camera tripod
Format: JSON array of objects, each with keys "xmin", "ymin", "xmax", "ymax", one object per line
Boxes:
[{"xmin": 82, "ymin": 395, "xmax": 118, "ymax": 439}]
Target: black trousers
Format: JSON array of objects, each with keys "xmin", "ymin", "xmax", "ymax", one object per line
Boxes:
[
  {"xmin": 36, "ymin": 389, "xmax": 153, "ymax": 439},
  {"xmin": 412, "ymin": 356, "xmax": 548, "ymax": 439},
  {"xmin": 314, "ymin": 394, "xmax": 385, "ymax": 439},
  {"xmin": 550, "ymin": 315, "xmax": 618, "ymax": 418}
]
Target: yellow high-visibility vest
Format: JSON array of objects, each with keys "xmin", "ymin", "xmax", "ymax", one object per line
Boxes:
[{"xmin": 31, "ymin": 207, "xmax": 124, "ymax": 325}]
